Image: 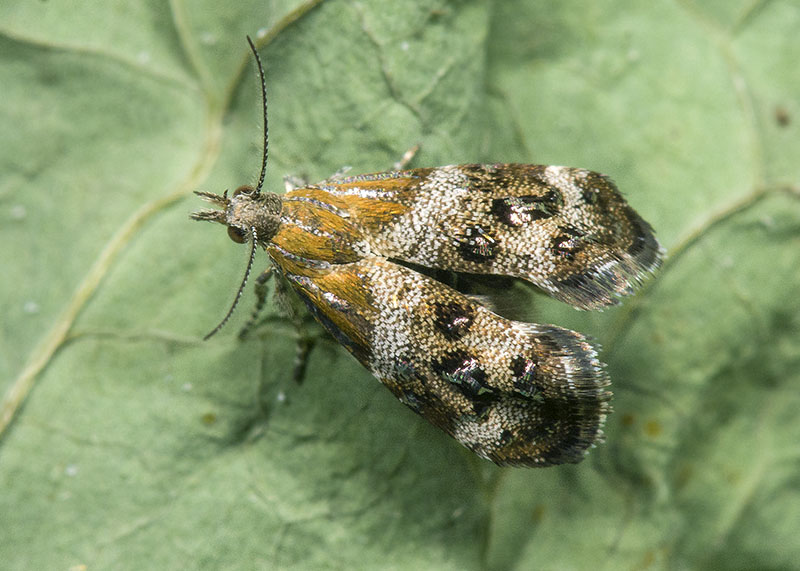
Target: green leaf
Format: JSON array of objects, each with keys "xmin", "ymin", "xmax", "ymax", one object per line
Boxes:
[{"xmin": 2, "ymin": 1, "xmax": 799, "ymax": 569}]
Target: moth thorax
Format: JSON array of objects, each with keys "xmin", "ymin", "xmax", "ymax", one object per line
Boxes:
[{"xmin": 226, "ymin": 187, "xmax": 282, "ymax": 245}]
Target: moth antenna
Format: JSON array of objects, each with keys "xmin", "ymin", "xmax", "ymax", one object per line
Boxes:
[
  {"xmin": 203, "ymin": 227, "xmax": 259, "ymax": 340},
  {"xmin": 246, "ymin": 35, "xmax": 269, "ymax": 197}
]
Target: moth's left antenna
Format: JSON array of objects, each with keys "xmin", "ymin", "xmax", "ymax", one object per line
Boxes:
[
  {"xmin": 246, "ymin": 35, "xmax": 268, "ymax": 197},
  {"xmin": 203, "ymin": 227, "xmax": 259, "ymax": 340}
]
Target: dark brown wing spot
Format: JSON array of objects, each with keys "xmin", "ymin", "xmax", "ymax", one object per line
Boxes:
[
  {"xmin": 457, "ymin": 226, "xmax": 498, "ymax": 262},
  {"xmin": 432, "ymin": 351, "xmax": 492, "ymax": 397},
  {"xmin": 580, "ymin": 187, "xmax": 599, "ymax": 205},
  {"xmin": 433, "ymin": 301, "xmax": 475, "ymax": 340},
  {"xmin": 510, "ymin": 355, "xmax": 540, "ymax": 396},
  {"xmin": 499, "ymin": 429, "xmax": 515, "ymax": 445},
  {"xmin": 395, "ymin": 358, "xmax": 419, "ymax": 383},
  {"xmin": 552, "ymin": 227, "xmax": 584, "ymax": 261},
  {"xmin": 490, "ymin": 189, "xmax": 562, "ymax": 227}
]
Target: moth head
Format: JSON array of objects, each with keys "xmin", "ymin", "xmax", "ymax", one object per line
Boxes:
[{"xmin": 191, "ymin": 185, "xmax": 282, "ymax": 246}]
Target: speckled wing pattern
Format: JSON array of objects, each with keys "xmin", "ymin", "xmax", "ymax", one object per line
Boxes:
[
  {"xmin": 310, "ymin": 164, "xmax": 662, "ymax": 309},
  {"xmin": 277, "ymin": 254, "xmax": 611, "ymax": 467},
  {"xmin": 261, "ymin": 164, "xmax": 662, "ymax": 466}
]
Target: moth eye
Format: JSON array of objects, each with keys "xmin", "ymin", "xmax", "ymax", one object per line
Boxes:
[
  {"xmin": 232, "ymin": 185, "xmax": 254, "ymax": 197},
  {"xmin": 227, "ymin": 226, "xmax": 248, "ymax": 244}
]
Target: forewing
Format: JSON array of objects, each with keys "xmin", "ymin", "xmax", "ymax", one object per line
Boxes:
[
  {"xmin": 308, "ymin": 164, "xmax": 662, "ymax": 309},
  {"xmin": 273, "ymin": 254, "xmax": 611, "ymax": 467}
]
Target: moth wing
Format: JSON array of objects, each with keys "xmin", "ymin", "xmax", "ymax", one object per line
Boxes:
[
  {"xmin": 274, "ymin": 254, "xmax": 611, "ymax": 467},
  {"xmin": 305, "ymin": 164, "xmax": 662, "ymax": 309}
]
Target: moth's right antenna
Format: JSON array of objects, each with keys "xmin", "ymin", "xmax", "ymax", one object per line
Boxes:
[{"xmin": 246, "ymin": 35, "xmax": 268, "ymax": 197}]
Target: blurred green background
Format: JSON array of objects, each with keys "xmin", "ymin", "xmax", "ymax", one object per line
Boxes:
[{"xmin": 1, "ymin": 1, "xmax": 799, "ymax": 569}]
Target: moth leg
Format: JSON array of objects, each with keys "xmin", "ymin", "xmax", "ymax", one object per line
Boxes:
[
  {"xmin": 393, "ymin": 144, "xmax": 420, "ymax": 170},
  {"xmin": 283, "ymin": 174, "xmax": 308, "ymax": 193},
  {"xmin": 238, "ymin": 267, "xmax": 274, "ymax": 340},
  {"xmin": 291, "ymin": 334, "xmax": 316, "ymax": 385},
  {"xmin": 320, "ymin": 165, "xmax": 353, "ymax": 183}
]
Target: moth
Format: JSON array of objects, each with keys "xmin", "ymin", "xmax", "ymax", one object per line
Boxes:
[{"xmin": 192, "ymin": 38, "xmax": 662, "ymax": 467}]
